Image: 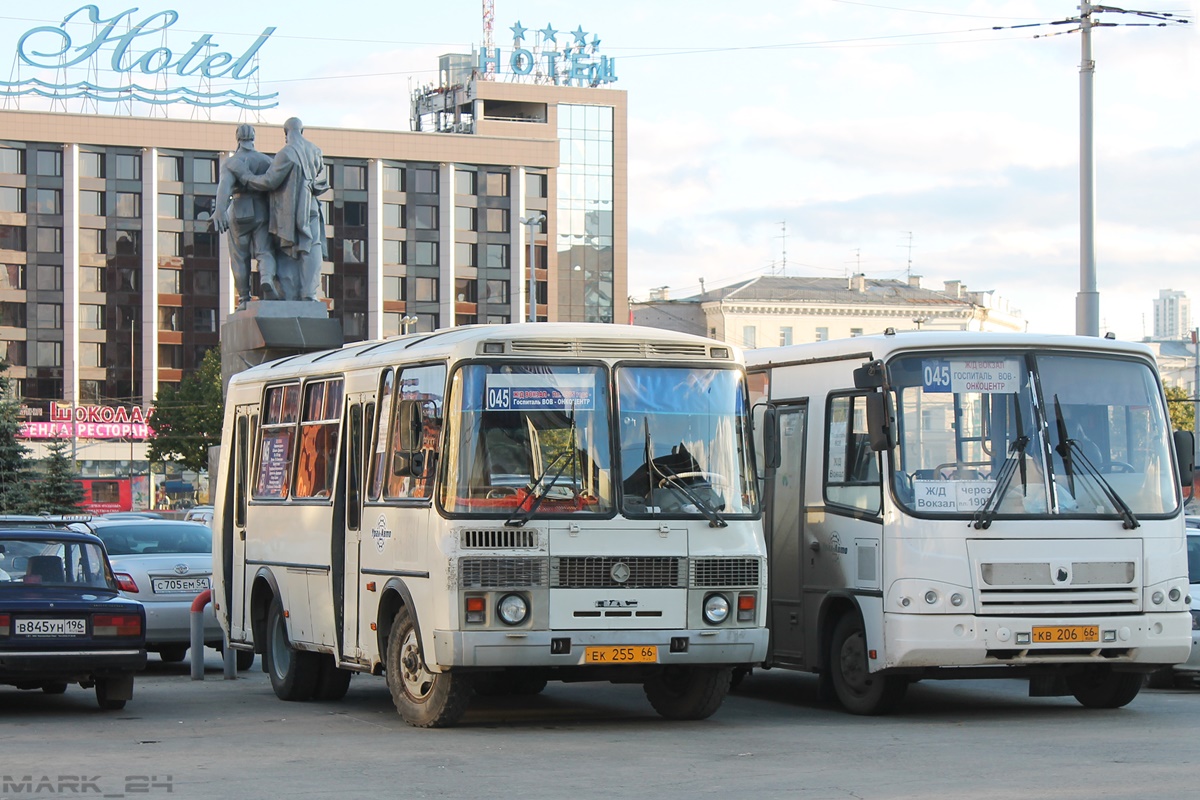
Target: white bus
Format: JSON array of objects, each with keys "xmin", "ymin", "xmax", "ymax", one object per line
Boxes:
[
  {"xmin": 212, "ymin": 323, "xmax": 767, "ymax": 726},
  {"xmin": 747, "ymin": 330, "xmax": 1194, "ymax": 714}
]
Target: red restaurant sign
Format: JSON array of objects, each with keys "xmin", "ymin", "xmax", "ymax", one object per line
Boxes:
[{"xmin": 20, "ymin": 402, "xmax": 154, "ymax": 440}]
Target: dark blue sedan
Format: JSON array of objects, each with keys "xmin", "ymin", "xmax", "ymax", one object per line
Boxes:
[{"xmin": 0, "ymin": 527, "xmax": 147, "ymax": 709}]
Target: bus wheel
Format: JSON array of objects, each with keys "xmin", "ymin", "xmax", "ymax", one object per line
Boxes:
[
  {"xmin": 1067, "ymin": 667, "xmax": 1143, "ymax": 709},
  {"xmin": 313, "ymin": 654, "xmax": 353, "ymax": 701},
  {"xmin": 829, "ymin": 614, "xmax": 907, "ymax": 715},
  {"xmin": 264, "ymin": 598, "xmax": 319, "ymax": 701},
  {"xmin": 386, "ymin": 606, "xmax": 472, "ymax": 727},
  {"xmin": 643, "ymin": 665, "xmax": 732, "ymax": 720}
]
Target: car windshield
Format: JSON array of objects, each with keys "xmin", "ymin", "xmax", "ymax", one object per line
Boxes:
[
  {"xmin": 441, "ymin": 363, "xmax": 614, "ymax": 516},
  {"xmin": 92, "ymin": 523, "xmax": 213, "ymax": 556},
  {"xmin": 616, "ymin": 366, "xmax": 758, "ymax": 519},
  {"xmin": 0, "ymin": 538, "xmax": 115, "ymax": 589},
  {"xmin": 888, "ymin": 350, "xmax": 1178, "ymax": 520},
  {"xmin": 1188, "ymin": 534, "xmax": 1200, "ymax": 584}
]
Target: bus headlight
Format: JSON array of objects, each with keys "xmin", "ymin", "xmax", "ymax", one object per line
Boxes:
[
  {"xmin": 703, "ymin": 593, "xmax": 730, "ymax": 625},
  {"xmin": 497, "ymin": 593, "xmax": 529, "ymax": 626}
]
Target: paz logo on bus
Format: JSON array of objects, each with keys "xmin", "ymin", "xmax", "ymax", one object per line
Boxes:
[{"xmin": 371, "ymin": 515, "xmax": 392, "ymax": 553}]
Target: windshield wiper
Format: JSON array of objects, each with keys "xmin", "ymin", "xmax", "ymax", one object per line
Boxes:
[
  {"xmin": 655, "ymin": 459, "xmax": 728, "ymax": 529},
  {"xmin": 1053, "ymin": 395, "xmax": 1139, "ymax": 529},
  {"xmin": 505, "ymin": 412, "xmax": 579, "ymax": 528},
  {"xmin": 972, "ymin": 435, "xmax": 1029, "ymax": 530}
]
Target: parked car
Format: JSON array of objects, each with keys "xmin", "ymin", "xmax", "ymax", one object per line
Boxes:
[
  {"xmin": 1149, "ymin": 517, "xmax": 1200, "ymax": 688},
  {"xmin": 183, "ymin": 505, "xmax": 214, "ymax": 526},
  {"xmin": 85, "ymin": 518, "xmax": 249, "ymax": 669},
  {"xmin": 0, "ymin": 526, "xmax": 147, "ymax": 709},
  {"xmin": 101, "ymin": 512, "xmax": 164, "ymax": 520}
]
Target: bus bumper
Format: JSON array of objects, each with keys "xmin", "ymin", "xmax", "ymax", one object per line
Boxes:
[
  {"xmin": 882, "ymin": 612, "xmax": 1193, "ymax": 670},
  {"xmin": 432, "ymin": 627, "xmax": 769, "ymax": 668}
]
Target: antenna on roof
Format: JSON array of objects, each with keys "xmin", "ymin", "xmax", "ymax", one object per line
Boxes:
[
  {"xmin": 901, "ymin": 231, "xmax": 914, "ymax": 279},
  {"xmin": 777, "ymin": 221, "xmax": 787, "ymax": 275}
]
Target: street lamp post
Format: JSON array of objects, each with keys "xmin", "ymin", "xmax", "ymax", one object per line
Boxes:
[{"xmin": 519, "ymin": 213, "xmax": 546, "ymax": 323}]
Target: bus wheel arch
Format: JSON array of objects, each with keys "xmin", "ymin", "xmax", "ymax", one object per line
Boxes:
[
  {"xmin": 826, "ymin": 609, "xmax": 908, "ymax": 715},
  {"xmin": 263, "ymin": 594, "xmax": 320, "ymax": 701},
  {"xmin": 384, "ymin": 603, "xmax": 473, "ymax": 728},
  {"xmin": 249, "ymin": 569, "xmax": 282, "ymax": 658}
]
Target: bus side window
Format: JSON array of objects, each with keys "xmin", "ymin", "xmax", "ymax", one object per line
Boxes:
[
  {"xmin": 385, "ymin": 365, "xmax": 445, "ymax": 501},
  {"xmin": 368, "ymin": 370, "xmax": 395, "ymax": 501},
  {"xmin": 254, "ymin": 384, "xmax": 300, "ymax": 499},
  {"xmin": 294, "ymin": 378, "xmax": 344, "ymax": 500}
]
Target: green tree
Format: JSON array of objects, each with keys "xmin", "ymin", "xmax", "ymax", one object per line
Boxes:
[
  {"xmin": 34, "ymin": 439, "xmax": 86, "ymax": 513},
  {"xmin": 0, "ymin": 361, "xmax": 35, "ymax": 513},
  {"xmin": 1165, "ymin": 385, "xmax": 1194, "ymax": 433},
  {"xmin": 147, "ymin": 347, "xmax": 225, "ymax": 474}
]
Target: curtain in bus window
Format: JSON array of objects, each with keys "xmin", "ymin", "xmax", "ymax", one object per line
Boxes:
[{"xmin": 294, "ymin": 378, "xmax": 345, "ymax": 499}]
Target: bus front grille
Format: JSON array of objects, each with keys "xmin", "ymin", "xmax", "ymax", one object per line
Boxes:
[
  {"xmin": 459, "ymin": 528, "xmax": 540, "ymax": 549},
  {"xmin": 551, "ymin": 556, "xmax": 685, "ymax": 589},
  {"xmin": 690, "ymin": 557, "xmax": 761, "ymax": 588},
  {"xmin": 459, "ymin": 557, "xmax": 548, "ymax": 588},
  {"xmin": 978, "ymin": 560, "xmax": 1140, "ymax": 615}
]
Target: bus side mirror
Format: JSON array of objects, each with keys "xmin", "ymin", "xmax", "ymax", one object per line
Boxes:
[
  {"xmin": 753, "ymin": 403, "xmax": 780, "ymax": 471},
  {"xmin": 865, "ymin": 392, "xmax": 895, "ymax": 452},
  {"xmin": 1173, "ymin": 429, "xmax": 1194, "ymax": 486}
]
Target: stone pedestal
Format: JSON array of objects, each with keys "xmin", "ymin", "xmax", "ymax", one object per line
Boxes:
[{"xmin": 221, "ymin": 300, "xmax": 343, "ymax": 392}]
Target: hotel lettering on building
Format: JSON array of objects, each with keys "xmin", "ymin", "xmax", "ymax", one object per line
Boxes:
[{"xmin": 0, "ymin": 77, "xmax": 627, "ymax": 473}]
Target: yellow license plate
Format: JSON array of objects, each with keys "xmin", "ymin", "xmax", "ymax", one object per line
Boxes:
[
  {"xmin": 1031, "ymin": 625, "xmax": 1099, "ymax": 643},
  {"xmin": 584, "ymin": 645, "xmax": 658, "ymax": 664}
]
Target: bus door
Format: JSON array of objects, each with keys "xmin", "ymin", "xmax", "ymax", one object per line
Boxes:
[
  {"xmin": 766, "ymin": 402, "xmax": 808, "ymax": 665},
  {"xmin": 335, "ymin": 401, "xmax": 366, "ymax": 662},
  {"xmin": 230, "ymin": 407, "xmax": 256, "ymax": 642}
]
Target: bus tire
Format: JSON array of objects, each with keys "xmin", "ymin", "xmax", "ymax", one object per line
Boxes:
[
  {"xmin": 313, "ymin": 654, "xmax": 353, "ymax": 701},
  {"xmin": 829, "ymin": 613, "xmax": 907, "ymax": 715},
  {"xmin": 1068, "ymin": 667, "xmax": 1143, "ymax": 709},
  {"xmin": 386, "ymin": 606, "xmax": 472, "ymax": 727},
  {"xmin": 264, "ymin": 597, "xmax": 319, "ymax": 701},
  {"xmin": 643, "ymin": 665, "xmax": 732, "ymax": 720}
]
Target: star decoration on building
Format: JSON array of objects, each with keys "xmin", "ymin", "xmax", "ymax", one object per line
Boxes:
[
  {"xmin": 540, "ymin": 24, "xmax": 558, "ymax": 43},
  {"xmin": 590, "ymin": 34, "xmax": 601, "ymax": 50},
  {"xmin": 510, "ymin": 21, "xmax": 527, "ymax": 41},
  {"xmin": 571, "ymin": 26, "xmax": 588, "ymax": 46}
]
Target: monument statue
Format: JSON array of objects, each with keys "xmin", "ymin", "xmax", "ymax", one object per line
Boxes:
[
  {"xmin": 228, "ymin": 117, "xmax": 330, "ymax": 302},
  {"xmin": 214, "ymin": 124, "xmax": 277, "ymax": 304}
]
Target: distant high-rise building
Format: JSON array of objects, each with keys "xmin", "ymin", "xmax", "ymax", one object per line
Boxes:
[{"xmin": 1153, "ymin": 289, "xmax": 1192, "ymax": 339}]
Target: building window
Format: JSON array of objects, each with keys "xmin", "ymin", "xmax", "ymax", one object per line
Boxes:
[
  {"xmin": 486, "ymin": 314, "xmax": 510, "ymax": 325},
  {"xmin": 455, "ymin": 170, "xmax": 476, "ymax": 195},
  {"xmin": 79, "ymin": 152, "xmax": 104, "ymax": 178},
  {"xmin": 115, "ymin": 192, "xmax": 141, "ymax": 218},
  {"xmin": 742, "ymin": 326, "xmax": 757, "ymax": 349},
  {"xmin": 114, "ymin": 154, "xmax": 141, "ymax": 180},
  {"xmin": 383, "ymin": 203, "xmax": 404, "ymax": 228},
  {"xmin": 0, "ymin": 187, "xmax": 24, "ymax": 213},
  {"xmin": 5, "ymin": 340, "xmax": 26, "ymax": 366},
  {"xmin": 344, "ymin": 164, "xmax": 366, "ymax": 191},
  {"xmin": 158, "ymin": 270, "xmax": 182, "ymax": 295},
  {"xmin": 159, "ymin": 344, "xmax": 184, "ymax": 369},
  {"xmin": 455, "ymin": 242, "xmax": 476, "ymax": 268},
  {"xmin": 0, "ymin": 225, "xmax": 27, "ymax": 252},
  {"xmin": 815, "ymin": 327, "xmax": 828, "ymax": 342},
  {"xmin": 383, "ymin": 166, "xmax": 404, "ymax": 192},
  {"xmin": 415, "ymin": 277, "xmax": 438, "ymax": 302},
  {"xmin": 36, "ymin": 150, "xmax": 62, "ymax": 177},
  {"xmin": 79, "ymin": 268, "xmax": 104, "ymax": 293},
  {"xmin": 35, "ymin": 189, "xmax": 61, "ymax": 215},
  {"xmin": 412, "ymin": 241, "xmax": 438, "ymax": 266},
  {"xmin": 485, "ymin": 244, "xmax": 507, "ymax": 268},
  {"xmin": 383, "ymin": 239, "xmax": 403, "ymax": 265},
  {"xmin": 455, "ymin": 207, "xmax": 476, "ymax": 232},
  {"xmin": 159, "ymin": 231, "xmax": 182, "ymax": 257},
  {"xmin": 191, "ymin": 196, "xmax": 214, "ymax": 221},
  {"xmin": 192, "ymin": 158, "xmax": 217, "ymax": 184},
  {"xmin": 343, "ymin": 239, "xmax": 366, "ymax": 264},
  {"xmin": 193, "ymin": 308, "xmax": 217, "ymax": 332},
  {"xmin": 455, "ymin": 278, "xmax": 477, "ymax": 303},
  {"xmin": 383, "ymin": 275, "xmax": 405, "ymax": 301},
  {"xmin": 0, "ymin": 302, "xmax": 27, "ymax": 326},
  {"xmin": 159, "ymin": 306, "xmax": 181, "ymax": 331},
  {"xmin": 36, "ymin": 341, "xmax": 63, "ymax": 367},
  {"xmin": 343, "ymin": 201, "xmax": 367, "ymax": 227},
  {"xmin": 412, "ymin": 168, "xmax": 437, "ymax": 194},
  {"xmin": 80, "ymin": 342, "xmax": 105, "ymax": 368},
  {"xmin": 36, "ymin": 228, "xmax": 62, "ymax": 254},
  {"xmin": 37, "ymin": 303, "xmax": 63, "ymax": 329},
  {"xmin": 526, "ymin": 172, "xmax": 547, "ymax": 199},
  {"xmin": 413, "ymin": 205, "xmax": 438, "ymax": 230},
  {"xmin": 485, "ymin": 279, "xmax": 509, "ymax": 303},
  {"xmin": 79, "ymin": 190, "xmax": 105, "ymax": 216},
  {"xmin": 486, "ymin": 208, "xmax": 508, "ymax": 233},
  {"xmin": 159, "ymin": 194, "xmax": 182, "ymax": 218},
  {"xmin": 158, "ymin": 155, "xmax": 181, "ymax": 182},
  {"xmin": 0, "ymin": 147, "xmax": 24, "ymax": 174},
  {"xmin": 1, "ymin": 264, "xmax": 26, "ymax": 290},
  {"xmin": 192, "ymin": 231, "xmax": 217, "ymax": 258},
  {"xmin": 80, "ymin": 304, "xmax": 104, "ymax": 328},
  {"xmin": 115, "ymin": 230, "xmax": 140, "ymax": 256},
  {"xmin": 193, "ymin": 270, "xmax": 218, "ymax": 295},
  {"xmin": 80, "ymin": 229, "xmax": 105, "ymax": 255},
  {"xmin": 485, "ymin": 172, "xmax": 509, "ymax": 197},
  {"xmin": 780, "ymin": 327, "xmax": 793, "ymax": 347},
  {"xmin": 383, "ymin": 312, "xmax": 402, "ymax": 337},
  {"xmin": 850, "ymin": 328, "xmax": 863, "ymax": 338},
  {"xmin": 37, "ymin": 265, "xmax": 62, "ymax": 290}
]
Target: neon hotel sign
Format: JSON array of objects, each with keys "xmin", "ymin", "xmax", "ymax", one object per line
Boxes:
[
  {"xmin": 1, "ymin": 5, "xmax": 278, "ymax": 109},
  {"xmin": 21, "ymin": 403, "xmax": 153, "ymax": 441},
  {"xmin": 477, "ymin": 22, "xmax": 617, "ymax": 86}
]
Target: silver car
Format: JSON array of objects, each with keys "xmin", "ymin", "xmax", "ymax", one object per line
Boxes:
[
  {"xmin": 86, "ymin": 518, "xmax": 247, "ymax": 668},
  {"xmin": 1178, "ymin": 522, "xmax": 1200, "ymax": 685}
]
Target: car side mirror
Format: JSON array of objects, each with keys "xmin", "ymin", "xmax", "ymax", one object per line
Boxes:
[{"xmin": 1174, "ymin": 429, "xmax": 1194, "ymax": 486}]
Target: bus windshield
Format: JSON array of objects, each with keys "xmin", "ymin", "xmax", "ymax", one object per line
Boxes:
[
  {"xmin": 888, "ymin": 351, "xmax": 1178, "ymax": 520},
  {"xmin": 441, "ymin": 363, "xmax": 614, "ymax": 516},
  {"xmin": 617, "ymin": 366, "xmax": 758, "ymax": 519}
]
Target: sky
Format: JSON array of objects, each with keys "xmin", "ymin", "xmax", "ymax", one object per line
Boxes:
[{"xmin": 2, "ymin": 0, "xmax": 1197, "ymax": 340}]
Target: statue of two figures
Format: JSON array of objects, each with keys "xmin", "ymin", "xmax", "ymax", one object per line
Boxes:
[{"xmin": 214, "ymin": 118, "xmax": 329, "ymax": 305}]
